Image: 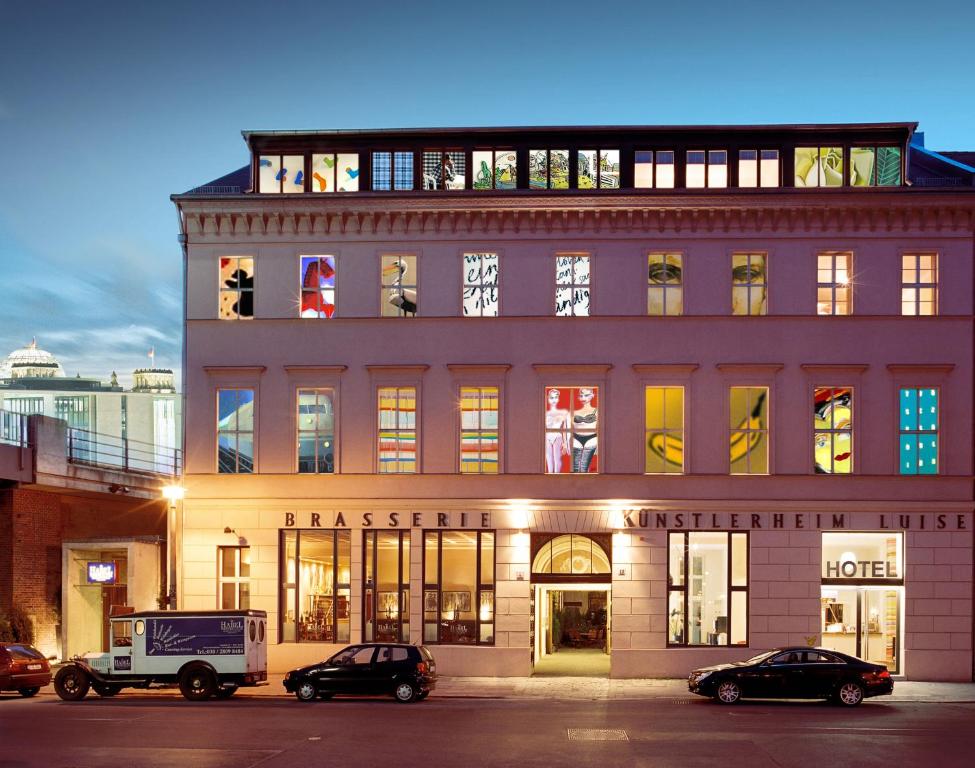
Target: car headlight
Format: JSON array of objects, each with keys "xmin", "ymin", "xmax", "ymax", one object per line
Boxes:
[{"xmin": 690, "ymin": 671, "xmax": 712, "ymax": 683}]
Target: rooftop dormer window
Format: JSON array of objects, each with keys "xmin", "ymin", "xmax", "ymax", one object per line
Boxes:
[
  {"xmin": 686, "ymin": 150, "xmax": 727, "ymax": 188},
  {"xmin": 258, "ymin": 155, "xmax": 304, "ymax": 193},
  {"xmin": 473, "ymin": 150, "xmax": 517, "ymax": 190},
  {"xmin": 850, "ymin": 146, "xmax": 902, "ymax": 186},
  {"xmin": 422, "ymin": 151, "xmax": 466, "ymax": 190},
  {"xmin": 529, "ymin": 149, "xmax": 570, "ymax": 189},
  {"xmin": 794, "ymin": 146, "xmax": 844, "ymax": 187},
  {"xmin": 372, "ymin": 151, "xmax": 414, "ymax": 191},
  {"xmin": 739, "ymin": 149, "xmax": 780, "ymax": 187},
  {"xmin": 578, "ymin": 149, "xmax": 620, "ymax": 189},
  {"xmin": 634, "ymin": 150, "xmax": 675, "ymax": 189},
  {"xmin": 311, "ymin": 153, "xmax": 360, "ymax": 192}
]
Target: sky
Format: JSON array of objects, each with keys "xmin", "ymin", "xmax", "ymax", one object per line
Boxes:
[{"xmin": 0, "ymin": 0, "xmax": 972, "ymax": 387}]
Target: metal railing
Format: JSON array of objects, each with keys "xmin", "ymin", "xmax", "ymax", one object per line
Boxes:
[
  {"xmin": 910, "ymin": 176, "xmax": 973, "ymax": 187},
  {"xmin": 66, "ymin": 428, "xmax": 182, "ymax": 477},
  {"xmin": 186, "ymin": 185, "xmax": 242, "ymax": 195},
  {"xmin": 0, "ymin": 410, "xmax": 29, "ymax": 447}
]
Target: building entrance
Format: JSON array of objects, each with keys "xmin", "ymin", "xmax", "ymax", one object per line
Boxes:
[{"xmin": 532, "ymin": 584, "xmax": 611, "ymax": 677}]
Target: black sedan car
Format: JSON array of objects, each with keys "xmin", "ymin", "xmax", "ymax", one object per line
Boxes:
[
  {"xmin": 284, "ymin": 643, "xmax": 436, "ymax": 703},
  {"xmin": 688, "ymin": 647, "xmax": 893, "ymax": 706}
]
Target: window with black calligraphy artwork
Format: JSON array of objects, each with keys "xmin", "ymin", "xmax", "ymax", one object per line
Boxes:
[
  {"xmin": 555, "ymin": 254, "xmax": 590, "ymax": 316},
  {"xmin": 462, "ymin": 253, "xmax": 499, "ymax": 316}
]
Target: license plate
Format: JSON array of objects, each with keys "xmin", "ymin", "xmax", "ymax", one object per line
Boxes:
[{"xmin": 27, "ymin": 664, "xmax": 42, "ymax": 670}]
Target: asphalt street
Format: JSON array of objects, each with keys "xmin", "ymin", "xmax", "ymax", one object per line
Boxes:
[{"xmin": 1, "ymin": 691, "xmax": 973, "ymax": 768}]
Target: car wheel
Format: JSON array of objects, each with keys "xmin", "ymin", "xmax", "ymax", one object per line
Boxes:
[
  {"xmin": 92, "ymin": 684, "xmax": 122, "ymax": 697},
  {"xmin": 394, "ymin": 682, "xmax": 418, "ymax": 703},
  {"xmin": 295, "ymin": 681, "xmax": 318, "ymax": 702},
  {"xmin": 18, "ymin": 687, "xmax": 41, "ymax": 698},
  {"xmin": 836, "ymin": 681, "xmax": 864, "ymax": 707},
  {"xmin": 179, "ymin": 667, "xmax": 217, "ymax": 701},
  {"xmin": 715, "ymin": 679, "xmax": 742, "ymax": 705},
  {"xmin": 54, "ymin": 666, "xmax": 90, "ymax": 701},
  {"xmin": 214, "ymin": 685, "xmax": 238, "ymax": 699}
]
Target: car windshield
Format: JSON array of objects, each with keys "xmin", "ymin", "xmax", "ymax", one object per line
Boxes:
[
  {"xmin": 743, "ymin": 650, "xmax": 777, "ymax": 664},
  {"xmin": 5, "ymin": 645, "xmax": 43, "ymax": 661},
  {"xmin": 419, "ymin": 646, "xmax": 434, "ymax": 662}
]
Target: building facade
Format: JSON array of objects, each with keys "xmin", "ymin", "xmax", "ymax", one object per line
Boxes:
[{"xmin": 172, "ymin": 124, "xmax": 975, "ymax": 680}]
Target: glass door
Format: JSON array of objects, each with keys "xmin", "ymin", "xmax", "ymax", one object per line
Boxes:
[{"xmin": 821, "ymin": 587, "xmax": 900, "ymax": 673}]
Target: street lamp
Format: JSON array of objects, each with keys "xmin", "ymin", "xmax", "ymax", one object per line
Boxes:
[{"xmin": 161, "ymin": 485, "xmax": 185, "ymax": 610}]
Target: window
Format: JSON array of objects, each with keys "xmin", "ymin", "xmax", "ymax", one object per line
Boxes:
[
  {"xmin": 217, "ymin": 389, "xmax": 254, "ymax": 474},
  {"xmin": 578, "ymin": 149, "xmax": 620, "ymax": 188},
  {"xmin": 814, "ymin": 387, "xmax": 853, "ymax": 474},
  {"xmin": 378, "ymin": 387, "xmax": 416, "ymax": 473},
  {"xmin": 634, "ymin": 150, "xmax": 675, "ymax": 188},
  {"xmin": 473, "ymin": 150, "xmax": 517, "ymax": 190},
  {"xmin": 731, "ymin": 253, "xmax": 766, "ymax": 315},
  {"xmin": 423, "ymin": 530, "xmax": 494, "ymax": 645},
  {"xmin": 739, "ymin": 149, "xmax": 779, "ymax": 187},
  {"xmin": 55, "ymin": 395, "xmax": 91, "ymax": 429},
  {"xmin": 686, "ymin": 150, "xmax": 727, "ymax": 188},
  {"xmin": 3, "ymin": 397, "xmax": 43, "ymax": 415},
  {"xmin": 817, "ymin": 251, "xmax": 852, "ymax": 315},
  {"xmin": 899, "ymin": 388, "xmax": 938, "ymax": 475},
  {"xmin": 381, "ymin": 254, "xmax": 417, "ymax": 316},
  {"xmin": 218, "ymin": 546, "xmax": 250, "ymax": 609},
  {"xmin": 668, "ymin": 531, "xmax": 748, "ymax": 646},
  {"xmin": 462, "ymin": 252, "xmax": 499, "ymax": 317},
  {"xmin": 422, "ymin": 150, "xmax": 466, "ymax": 190},
  {"xmin": 258, "ymin": 154, "xmax": 304, "ymax": 193},
  {"xmin": 153, "ymin": 398, "xmax": 177, "ymax": 474},
  {"xmin": 219, "ymin": 257, "xmax": 254, "ymax": 320},
  {"xmin": 647, "ymin": 253, "xmax": 683, "ymax": 315},
  {"xmin": 729, "ymin": 387, "xmax": 768, "ymax": 474},
  {"xmin": 544, "ymin": 386, "xmax": 599, "ymax": 474},
  {"xmin": 850, "ymin": 146, "xmax": 902, "ymax": 186},
  {"xmin": 297, "ymin": 389, "xmax": 335, "ymax": 473},
  {"xmin": 311, "ymin": 153, "xmax": 360, "ymax": 192},
  {"xmin": 901, "ymin": 253, "xmax": 938, "ymax": 316},
  {"xmin": 364, "ymin": 531, "xmax": 410, "ymax": 642},
  {"xmin": 531, "ymin": 534, "xmax": 610, "ymax": 574},
  {"xmin": 794, "ymin": 146, "xmax": 843, "ymax": 187},
  {"xmin": 645, "ymin": 387, "xmax": 684, "ymax": 474},
  {"xmin": 529, "ymin": 149, "xmax": 569, "ymax": 189},
  {"xmin": 372, "ymin": 151, "xmax": 414, "ymax": 191},
  {"xmin": 300, "ymin": 255, "xmax": 336, "ymax": 318},
  {"xmin": 280, "ymin": 529, "xmax": 351, "ymax": 643},
  {"xmin": 555, "ymin": 254, "xmax": 590, "ymax": 316},
  {"xmin": 460, "ymin": 386, "xmax": 499, "ymax": 474}
]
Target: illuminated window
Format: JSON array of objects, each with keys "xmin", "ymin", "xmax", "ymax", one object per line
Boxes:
[
  {"xmin": 850, "ymin": 146, "xmax": 902, "ymax": 186},
  {"xmin": 364, "ymin": 531, "xmax": 410, "ymax": 643},
  {"xmin": 280, "ymin": 529, "xmax": 352, "ymax": 643},
  {"xmin": 423, "ymin": 530, "xmax": 494, "ymax": 645},
  {"xmin": 729, "ymin": 387, "xmax": 768, "ymax": 474},
  {"xmin": 462, "ymin": 253, "xmax": 499, "ymax": 317},
  {"xmin": 460, "ymin": 386, "xmax": 499, "ymax": 474},
  {"xmin": 473, "ymin": 150, "xmax": 517, "ymax": 190},
  {"xmin": 555, "ymin": 254, "xmax": 590, "ymax": 317},
  {"xmin": 647, "ymin": 253, "xmax": 683, "ymax": 316},
  {"xmin": 645, "ymin": 387, "xmax": 684, "ymax": 474},
  {"xmin": 219, "ymin": 257, "xmax": 254, "ymax": 320},
  {"xmin": 544, "ymin": 387, "xmax": 599, "ymax": 474},
  {"xmin": 531, "ymin": 534, "xmax": 610, "ymax": 574},
  {"xmin": 899, "ymin": 388, "xmax": 938, "ymax": 475},
  {"xmin": 795, "ymin": 146, "xmax": 844, "ymax": 187},
  {"xmin": 311, "ymin": 153, "xmax": 360, "ymax": 192},
  {"xmin": 814, "ymin": 388, "xmax": 853, "ymax": 474},
  {"xmin": 218, "ymin": 546, "xmax": 250, "ymax": 609},
  {"xmin": 739, "ymin": 149, "xmax": 780, "ymax": 187},
  {"xmin": 258, "ymin": 154, "xmax": 304, "ymax": 193},
  {"xmin": 217, "ymin": 389, "xmax": 254, "ymax": 474},
  {"xmin": 668, "ymin": 532, "xmax": 748, "ymax": 646},
  {"xmin": 297, "ymin": 389, "xmax": 335, "ymax": 474},
  {"xmin": 901, "ymin": 253, "xmax": 938, "ymax": 316},
  {"xmin": 381, "ymin": 254, "xmax": 417, "ymax": 317},
  {"xmin": 634, "ymin": 150, "xmax": 675, "ymax": 188},
  {"xmin": 686, "ymin": 150, "xmax": 727, "ymax": 188},
  {"xmin": 372, "ymin": 151, "xmax": 414, "ymax": 191},
  {"xmin": 378, "ymin": 387, "xmax": 416, "ymax": 473},
  {"xmin": 299, "ymin": 256, "xmax": 336, "ymax": 318},
  {"xmin": 529, "ymin": 149, "xmax": 570, "ymax": 189},
  {"xmin": 422, "ymin": 150, "xmax": 466, "ymax": 190},
  {"xmin": 817, "ymin": 252, "xmax": 852, "ymax": 315},
  {"xmin": 731, "ymin": 253, "xmax": 766, "ymax": 315},
  {"xmin": 578, "ymin": 149, "xmax": 620, "ymax": 189}
]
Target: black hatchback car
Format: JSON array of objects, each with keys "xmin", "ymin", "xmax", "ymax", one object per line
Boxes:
[
  {"xmin": 284, "ymin": 643, "xmax": 436, "ymax": 703},
  {"xmin": 688, "ymin": 647, "xmax": 893, "ymax": 706}
]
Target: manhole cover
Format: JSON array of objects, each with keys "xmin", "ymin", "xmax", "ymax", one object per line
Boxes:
[{"xmin": 567, "ymin": 728, "xmax": 628, "ymax": 741}]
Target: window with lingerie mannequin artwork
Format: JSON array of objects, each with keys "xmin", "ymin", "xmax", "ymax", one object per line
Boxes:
[{"xmin": 543, "ymin": 386, "xmax": 599, "ymax": 474}]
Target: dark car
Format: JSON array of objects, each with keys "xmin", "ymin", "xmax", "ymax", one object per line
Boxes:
[
  {"xmin": 0, "ymin": 643, "xmax": 52, "ymax": 697},
  {"xmin": 688, "ymin": 647, "xmax": 893, "ymax": 706},
  {"xmin": 284, "ymin": 643, "xmax": 436, "ymax": 703}
]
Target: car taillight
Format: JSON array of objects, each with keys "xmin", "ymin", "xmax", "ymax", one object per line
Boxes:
[
  {"xmin": 416, "ymin": 662, "xmax": 428, "ymax": 674},
  {"xmin": 862, "ymin": 668, "xmax": 891, "ymax": 681}
]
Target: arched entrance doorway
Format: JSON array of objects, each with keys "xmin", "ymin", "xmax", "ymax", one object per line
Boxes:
[{"xmin": 530, "ymin": 534, "xmax": 612, "ymax": 677}]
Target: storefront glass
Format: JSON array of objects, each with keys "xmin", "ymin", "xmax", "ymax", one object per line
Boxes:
[
  {"xmin": 363, "ymin": 530, "xmax": 410, "ymax": 643},
  {"xmin": 423, "ymin": 530, "xmax": 495, "ymax": 645},
  {"xmin": 280, "ymin": 530, "xmax": 351, "ymax": 643}
]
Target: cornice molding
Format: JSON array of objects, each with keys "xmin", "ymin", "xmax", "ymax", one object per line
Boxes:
[
  {"xmin": 365, "ymin": 365, "xmax": 430, "ymax": 375},
  {"xmin": 203, "ymin": 365, "xmax": 266, "ymax": 376},
  {"xmin": 532, "ymin": 364, "xmax": 613, "ymax": 375},
  {"xmin": 631, "ymin": 364, "xmax": 700, "ymax": 376},
  {"xmin": 445, "ymin": 364, "xmax": 512, "ymax": 373},
  {"xmin": 800, "ymin": 364, "xmax": 870, "ymax": 375},
  {"xmin": 283, "ymin": 365, "xmax": 348, "ymax": 375},
  {"xmin": 715, "ymin": 363, "xmax": 784, "ymax": 375},
  {"xmin": 886, "ymin": 363, "xmax": 955, "ymax": 374}
]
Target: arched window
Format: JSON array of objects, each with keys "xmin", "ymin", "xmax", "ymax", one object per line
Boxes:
[{"xmin": 531, "ymin": 534, "xmax": 610, "ymax": 575}]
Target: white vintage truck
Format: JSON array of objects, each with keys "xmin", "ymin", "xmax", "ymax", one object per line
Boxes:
[{"xmin": 54, "ymin": 610, "xmax": 268, "ymax": 701}]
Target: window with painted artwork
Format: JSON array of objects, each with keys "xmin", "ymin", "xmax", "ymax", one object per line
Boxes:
[
  {"xmin": 645, "ymin": 387, "xmax": 684, "ymax": 474},
  {"xmin": 372, "ymin": 151, "xmax": 414, "ymax": 191},
  {"xmin": 794, "ymin": 147, "xmax": 844, "ymax": 187},
  {"xmin": 219, "ymin": 257, "xmax": 254, "ymax": 320},
  {"xmin": 731, "ymin": 253, "xmax": 766, "ymax": 315},
  {"xmin": 473, "ymin": 150, "xmax": 517, "ymax": 190},
  {"xmin": 299, "ymin": 256, "xmax": 336, "ymax": 318},
  {"xmin": 578, "ymin": 149, "xmax": 620, "ymax": 188},
  {"xmin": 729, "ymin": 387, "xmax": 768, "ymax": 475},
  {"xmin": 381, "ymin": 255, "xmax": 417, "ymax": 317},
  {"xmin": 555, "ymin": 254, "xmax": 590, "ymax": 317},
  {"xmin": 258, "ymin": 155, "xmax": 304, "ymax": 193},
  {"xmin": 217, "ymin": 388, "xmax": 254, "ymax": 474},
  {"xmin": 850, "ymin": 147, "xmax": 902, "ymax": 186},
  {"xmin": 422, "ymin": 150, "xmax": 466, "ymax": 190},
  {"xmin": 297, "ymin": 389, "xmax": 335, "ymax": 474},
  {"xmin": 462, "ymin": 253, "xmax": 499, "ymax": 317},
  {"xmin": 814, "ymin": 388, "xmax": 853, "ymax": 474},
  {"xmin": 378, "ymin": 387, "xmax": 416, "ymax": 473},
  {"xmin": 544, "ymin": 387, "xmax": 599, "ymax": 474},
  {"xmin": 647, "ymin": 253, "xmax": 683, "ymax": 316},
  {"xmin": 899, "ymin": 388, "xmax": 938, "ymax": 475},
  {"xmin": 460, "ymin": 386, "xmax": 499, "ymax": 474},
  {"xmin": 310, "ymin": 153, "xmax": 360, "ymax": 192},
  {"xmin": 529, "ymin": 149, "xmax": 570, "ymax": 189}
]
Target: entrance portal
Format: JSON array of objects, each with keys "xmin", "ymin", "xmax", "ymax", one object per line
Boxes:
[{"xmin": 532, "ymin": 584, "xmax": 610, "ymax": 677}]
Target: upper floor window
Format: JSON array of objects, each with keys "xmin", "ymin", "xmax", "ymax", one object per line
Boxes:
[
  {"xmin": 645, "ymin": 386, "xmax": 684, "ymax": 474},
  {"xmin": 686, "ymin": 150, "xmax": 727, "ymax": 188},
  {"xmin": 460, "ymin": 386, "xmax": 499, "ymax": 474},
  {"xmin": 3, "ymin": 397, "xmax": 43, "ymax": 415},
  {"xmin": 578, "ymin": 149, "xmax": 620, "ymax": 189},
  {"xmin": 731, "ymin": 253, "xmax": 766, "ymax": 315},
  {"xmin": 634, "ymin": 150, "xmax": 675, "ymax": 189},
  {"xmin": 817, "ymin": 252, "xmax": 852, "ymax": 315},
  {"xmin": 814, "ymin": 387, "xmax": 853, "ymax": 474},
  {"xmin": 55, "ymin": 395, "xmax": 90, "ymax": 429},
  {"xmin": 545, "ymin": 386, "xmax": 599, "ymax": 474},
  {"xmin": 462, "ymin": 253, "xmax": 499, "ymax": 317},
  {"xmin": 729, "ymin": 387, "xmax": 768, "ymax": 475},
  {"xmin": 738, "ymin": 149, "xmax": 780, "ymax": 187},
  {"xmin": 217, "ymin": 388, "xmax": 254, "ymax": 474},
  {"xmin": 258, "ymin": 154, "xmax": 304, "ymax": 193},
  {"xmin": 473, "ymin": 150, "xmax": 517, "ymax": 190},
  {"xmin": 311, "ymin": 153, "xmax": 360, "ymax": 192},
  {"xmin": 218, "ymin": 546, "xmax": 250, "ymax": 609},
  {"xmin": 901, "ymin": 253, "xmax": 938, "ymax": 316},
  {"xmin": 300, "ymin": 256, "xmax": 336, "ymax": 318},
  {"xmin": 529, "ymin": 149, "xmax": 570, "ymax": 189},
  {"xmin": 297, "ymin": 388, "xmax": 335, "ymax": 474},
  {"xmin": 372, "ymin": 151, "xmax": 414, "ymax": 191},
  {"xmin": 422, "ymin": 150, "xmax": 465, "ymax": 190},
  {"xmin": 381, "ymin": 255, "xmax": 417, "ymax": 316},
  {"xmin": 899, "ymin": 388, "xmax": 938, "ymax": 475},
  {"xmin": 648, "ymin": 252, "xmax": 683, "ymax": 316},
  {"xmin": 219, "ymin": 257, "xmax": 254, "ymax": 320},
  {"xmin": 378, "ymin": 387, "xmax": 416, "ymax": 473},
  {"xmin": 850, "ymin": 146, "xmax": 902, "ymax": 186},
  {"xmin": 795, "ymin": 146, "xmax": 843, "ymax": 187},
  {"xmin": 555, "ymin": 254, "xmax": 590, "ymax": 317}
]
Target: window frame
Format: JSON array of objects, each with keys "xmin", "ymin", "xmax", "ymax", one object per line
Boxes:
[
  {"xmin": 898, "ymin": 386, "xmax": 940, "ymax": 475},
  {"xmin": 363, "ymin": 530, "xmax": 411, "ymax": 643},
  {"xmin": 459, "ymin": 385, "xmax": 500, "ymax": 474},
  {"xmin": 376, "ymin": 385, "xmax": 418, "ymax": 474},
  {"xmin": 685, "ymin": 149, "xmax": 728, "ymax": 188},
  {"xmin": 371, "ymin": 150, "xmax": 414, "ymax": 191},
  {"xmin": 816, "ymin": 251, "xmax": 852, "ymax": 316},
  {"xmin": 218, "ymin": 256, "xmax": 255, "ymax": 320},
  {"xmin": 461, "ymin": 251, "xmax": 500, "ymax": 317},
  {"xmin": 299, "ymin": 254, "xmax": 337, "ymax": 319},
  {"xmin": 543, "ymin": 385, "xmax": 600, "ymax": 475},
  {"xmin": 738, "ymin": 149, "xmax": 781, "ymax": 188},
  {"xmin": 2, "ymin": 397, "xmax": 44, "ymax": 415},
  {"xmin": 217, "ymin": 545, "xmax": 250, "ymax": 610},
  {"xmin": 731, "ymin": 251, "xmax": 768, "ymax": 316},
  {"xmin": 528, "ymin": 148, "xmax": 570, "ymax": 190},
  {"xmin": 850, "ymin": 145, "xmax": 903, "ymax": 186},
  {"xmin": 472, "ymin": 149, "xmax": 517, "ymax": 190},
  {"xmin": 728, "ymin": 385, "xmax": 769, "ymax": 475},
  {"xmin": 257, "ymin": 154, "xmax": 305, "ymax": 193},
  {"xmin": 296, "ymin": 387, "xmax": 336, "ymax": 474},
  {"xmin": 216, "ymin": 388, "xmax": 255, "ymax": 474},
  {"xmin": 279, "ymin": 528, "xmax": 353, "ymax": 644},
  {"xmin": 644, "ymin": 385, "xmax": 685, "ymax": 475},
  {"xmin": 422, "ymin": 530, "xmax": 495, "ymax": 646},
  {"xmin": 634, "ymin": 149, "xmax": 676, "ymax": 189},
  {"xmin": 900, "ymin": 252, "xmax": 939, "ymax": 316},
  {"xmin": 577, "ymin": 149, "xmax": 621, "ymax": 189},
  {"xmin": 813, "ymin": 386, "xmax": 854, "ymax": 475},
  {"xmin": 380, "ymin": 253, "xmax": 419, "ymax": 318},
  {"xmin": 554, "ymin": 252, "xmax": 592, "ymax": 317},
  {"xmin": 647, "ymin": 251, "xmax": 684, "ymax": 316}
]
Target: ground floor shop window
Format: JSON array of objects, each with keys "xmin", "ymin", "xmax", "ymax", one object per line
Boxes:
[
  {"xmin": 423, "ymin": 530, "xmax": 495, "ymax": 645},
  {"xmin": 668, "ymin": 531, "xmax": 748, "ymax": 646},
  {"xmin": 363, "ymin": 530, "xmax": 410, "ymax": 643},
  {"xmin": 280, "ymin": 530, "xmax": 351, "ymax": 643}
]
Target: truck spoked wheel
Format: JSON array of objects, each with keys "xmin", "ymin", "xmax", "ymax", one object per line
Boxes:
[
  {"xmin": 54, "ymin": 666, "xmax": 91, "ymax": 701},
  {"xmin": 179, "ymin": 667, "xmax": 216, "ymax": 701}
]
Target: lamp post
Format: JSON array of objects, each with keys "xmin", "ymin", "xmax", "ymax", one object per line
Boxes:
[{"xmin": 161, "ymin": 484, "xmax": 185, "ymax": 610}]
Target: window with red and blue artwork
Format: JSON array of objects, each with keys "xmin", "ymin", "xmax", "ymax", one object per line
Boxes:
[{"xmin": 300, "ymin": 256, "xmax": 336, "ymax": 319}]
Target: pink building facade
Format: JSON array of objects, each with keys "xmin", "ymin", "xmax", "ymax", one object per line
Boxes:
[{"xmin": 173, "ymin": 124, "xmax": 975, "ymax": 680}]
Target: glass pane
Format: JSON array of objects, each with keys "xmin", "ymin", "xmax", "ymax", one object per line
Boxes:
[
  {"xmin": 731, "ymin": 253, "xmax": 766, "ymax": 316},
  {"xmin": 372, "ymin": 151, "xmax": 391, "ymax": 191},
  {"xmin": 495, "ymin": 151, "xmax": 517, "ymax": 190},
  {"xmin": 862, "ymin": 589, "xmax": 900, "ymax": 672},
  {"xmin": 739, "ymin": 150, "xmax": 758, "ymax": 187},
  {"xmin": 221, "ymin": 582, "xmax": 236, "ymax": 609},
  {"xmin": 220, "ymin": 548, "xmax": 236, "ymax": 578},
  {"xmin": 731, "ymin": 534, "xmax": 747, "ymax": 587},
  {"xmin": 336, "ymin": 153, "xmax": 359, "ymax": 192},
  {"xmin": 688, "ymin": 532, "xmax": 728, "ymax": 645},
  {"xmin": 240, "ymin": 547, "xmax": 250, "ymax": 578},
  {"xmin": 686, "ymin": 151, "xmax": 705, "ymax": 188},
  {"xmin": 480, "ymin": 532, "xmax": 494, "ymax": 585},
  {"xmin": 599, "ymin": 150, "xmax": 620, "ymax": 188},
  {"xmin": 759, "ymin": 150, "xmax": 779, "ymax": 187},
  {"xmin": 555, "ymin": 255, "xmax": 574, "ymax": 285},
  {"xmin": 876, "ymin": 147, "xmax": 901, "ymax": 186},
  {"xmin": 668, "ymin": 533, "xmax": 684, "ymax": 587},
  {"xmin": 656, "ymin": 151, "xmax": 675, "ymax": 188},
  {"xmin": 282, "ymin": 156, "xmax": 304, "ymax": 192},
  {"xmin": 821, "ymin": 147, "xmax": 843, "ymax": 187},
  {"xmin": 851, "ymin": 147, "xmax": 875, "ymax": 186},
  {"xmin": 634, "ymin": 150, "xmax": 653, "ymax": 188},
  {"xmin": 381, "ymin": 255, "xmax": 417, "ymax": 317},
  {"xmin": 259, "ymin": 155, "xmax": 281, "ymax": 193},
  {"xmin": 424, "ymin": 533, "xmax": 438, "ymax": 585},
  {"xmin": 473, "ymin": 151, "xmax": 493, "ymax": 190},
  {"xmin": 794, "ymin": 147, "xmax": 818, "ymax": 187},
  {"xmin": 708, "ymin": 150, "xmax": 727, "ymax": 188},
  {"xmin": 668, "ymin": 590, "xmax": 684, "ymax": 643},
  {"xmin": 529, "ymin": 149, "xmax": 547, "ymax": 189},
  {"xmin": 730, "ymin": 591, "xmax": 747, "ymax": 645},
  {"xmin": 300, "ymin": 256, "xmax": 336, "ymax": 318},
  {"xmin": 311, "ymin": 154, "xmax": 335, "ymax": 192},
  {"xmin": 281, "ymin": 531, "xmax": 296, "ymax": 642},
  {"xmin": 578, "ymin": 150, "xmax": 597, "ymax": 188},
  {"xmin": 393, "ymin": 151, "xmax": 413, "ymax": 191}
]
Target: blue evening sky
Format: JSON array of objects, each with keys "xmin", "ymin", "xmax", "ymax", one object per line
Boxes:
[{"xmin": 0, "ymin": 0, "xmax": 971, "ymax": 386}]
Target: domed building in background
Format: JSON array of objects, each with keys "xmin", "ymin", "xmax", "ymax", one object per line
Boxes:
[{"xmin": 0, "ymin": 339, "xmax": 65, "ymax": 380}]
